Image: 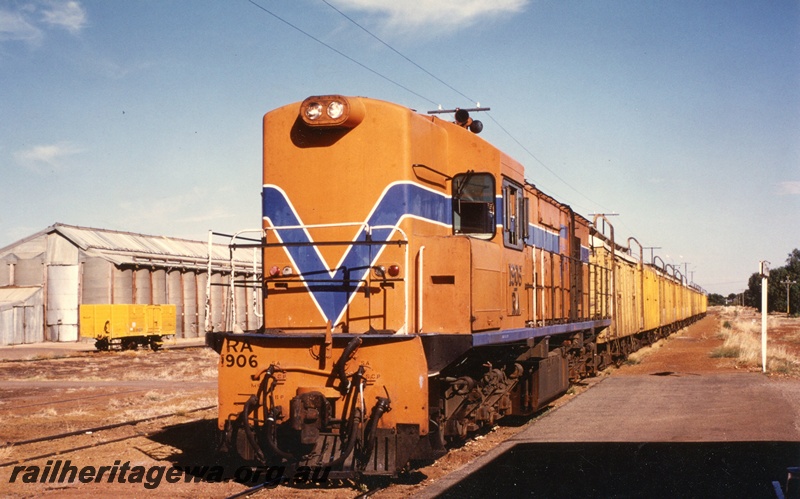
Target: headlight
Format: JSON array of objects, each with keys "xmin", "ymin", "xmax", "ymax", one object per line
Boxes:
[
  {"xmin": 305, "ymin": 102, "xmax": 323, "ymax": 121},
  {"xmin": 299, "ymin": 95, "xmax": 365, "ymax": 128},
  {"xmin": 327, "ymin": 101, "xmax": 345, "ymax": 119}
]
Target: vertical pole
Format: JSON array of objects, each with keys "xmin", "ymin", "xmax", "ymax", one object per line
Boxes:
[
  {"xmin": 205, "ymin": 231, "xmax": 213, "ymax": 333},
  {"xmin": 760, "ymin": 260, "xmax": 769, "ymax": 373},
  {"xmin": 782, "ymin": 278, "xmax": 796, "ymax": 315},
  {"xmin": 761, "ymin": 274, "xmax": 768, "ymax": 373},
  {"xmin": 229, "ymin": 237, "xmax": 236, "ymax": 332}
]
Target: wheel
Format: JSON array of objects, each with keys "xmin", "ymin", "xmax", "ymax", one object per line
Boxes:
[
  {"xmin": 94, "ymin": 337, "xmax": 110, "ymax": 351},
  {"xmin": 149, "ymin": 336, "xmax": 163, "ymax": 351}
]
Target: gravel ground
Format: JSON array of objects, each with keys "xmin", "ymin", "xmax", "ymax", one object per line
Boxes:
[{"xmin": 0, "ymin": 308, "xmax": 797, "ymax": 498}]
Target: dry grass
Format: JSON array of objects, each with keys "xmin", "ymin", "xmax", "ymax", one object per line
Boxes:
[
  {"xmin": 118, "ymin": 395, "xmax": 217, "ymax": 420},
  {"xmin": 107, "ymin": 391, "xmax": 216, "ymax": 420},
  {"xmin": 711, "ymin": 307, "xmax": 800, "ymax": 375},
  {"xmin": 144, "ymin": 390, "xmax": 165, "ymax": 402},
  {"xmin": 63, "ymin": 408, "xmax": 90, "ymax": 417},
  {"xmin": 30, "ymin": 407, "xmax": 58, "ymax": 418},
  {"xmin": 625, "ymin": 338, "xmax": 667, "ymax": 365},
  {"xmin": 119, "ymin": 349, "xmax": 218, "ymax": 381}
]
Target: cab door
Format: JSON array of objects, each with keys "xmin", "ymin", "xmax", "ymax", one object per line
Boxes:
[{"xmin": 501, "ymin": 178, "xmax": 529, "ymax": 325}]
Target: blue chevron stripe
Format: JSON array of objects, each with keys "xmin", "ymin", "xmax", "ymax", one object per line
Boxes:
[
  {"xmin": 262, "ymin": 182, "xmax": 451, "ymax": 324},
  {"xmin": 262, "ymin": 182, "xmax": 587, "ymax": 325}
]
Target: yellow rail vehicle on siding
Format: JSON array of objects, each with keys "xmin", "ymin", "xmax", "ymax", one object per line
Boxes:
[
  {"xmin": 206, "ymin": 95, "xmax": 707, "ymax": 478},
  {"xmin": 80, "ymin": 304, "xmax": 176, "ymax": 351}
]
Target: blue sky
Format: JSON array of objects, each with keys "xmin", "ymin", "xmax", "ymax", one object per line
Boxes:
[{"xmin": 1, "ymin": 0, "xmax": 798, "ymax": 296}]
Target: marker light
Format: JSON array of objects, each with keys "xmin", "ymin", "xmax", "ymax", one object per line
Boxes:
[
  {"xmin": 269, "ymin": 265, "xmax": 280, "ymax": 277},
  {"xmin": 299, "ymin": 95, "xmax": 365, "ymax": 128},
  {"xmin": 373, "ymin": 264, "xmax": 401, "ymax": 279}
]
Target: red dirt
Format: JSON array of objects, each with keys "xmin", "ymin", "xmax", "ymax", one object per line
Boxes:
[{"xmin": 0, "ymin": 307, "xmax": 797, "ymax": 498}]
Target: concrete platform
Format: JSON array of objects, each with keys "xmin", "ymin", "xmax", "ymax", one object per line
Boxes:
[
  {"xmin": 418, "ymin": 373, "xmax": 800, "ymax": 498},
  {"xmin": 519, "ymin": 373, "xmax": 800, "ymax": 442}
]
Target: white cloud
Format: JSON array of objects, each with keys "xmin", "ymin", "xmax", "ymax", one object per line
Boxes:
[
  {"xmin": 0, "ymin": 7, "xmax": 43, "ymax": 44},
  {"xmin": 0, "ymin": 1, "xmax": 86, "ymax": 47},
  {"xmin": 40, "ymin": 0, "xmax": 87, "ymax": 34},
  {"xmin": 777, "ymin": 181, "xmax": 800, "ymax": 195},
  {"xmin": 329, "ymin": 0, "xmax": 528, "ymax": 33},
  {"xmin": 14, "ymin": 141, "xmax": 84, "ymax": 170}
]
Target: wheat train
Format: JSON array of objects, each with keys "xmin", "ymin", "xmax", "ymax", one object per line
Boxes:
[{"xmin": 205, "ymin": 95, "xmax": 707, "ymax": 477}]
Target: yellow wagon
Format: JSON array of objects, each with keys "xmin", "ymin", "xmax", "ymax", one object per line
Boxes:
[{"xmin": 79, "ymin": 304, "xmax": 176, "ymax": 351}]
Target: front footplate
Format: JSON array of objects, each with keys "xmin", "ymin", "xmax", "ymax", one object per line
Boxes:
[{"xmin": 207, "ymin": 331, "xmax": 429, "ymax": 476}]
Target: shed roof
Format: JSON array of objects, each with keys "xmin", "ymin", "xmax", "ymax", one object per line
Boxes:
[
  {"xmin": 1, "ymin": 224, "xmax": 260, "ymax": 273},
  {"xmin": 0, "ymin": 286, "xmax": 41, "ymax": 312}
]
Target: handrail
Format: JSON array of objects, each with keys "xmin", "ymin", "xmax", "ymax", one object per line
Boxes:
[
  {"xmin": 228, "ymin": 229, "xmax": 266, "ymax": 331},
  {"xmin": 417, "ymin": 246, "xmax": 425, "ymax": 333},
  {"xmin": 253, "ymin": 222, "xmax": 409, "ymax": 335},
  {"xmin": 627, "ymin": 237, "xmax": 644, "ymax": 331},
  {"xmin": 592, "ymin": 214, "xmax": 616, "ymax": 338}
]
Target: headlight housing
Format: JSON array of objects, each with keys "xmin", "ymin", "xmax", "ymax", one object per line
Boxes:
[{"xmin": 299, "ymin": 95, "xmax": 365, "ymax": 128}]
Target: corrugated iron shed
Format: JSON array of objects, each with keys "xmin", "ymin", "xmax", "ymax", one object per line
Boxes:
[
  {"xmin": 0, "ymin": 286, "xmax": 44, "ymax": 344},
  {"xmin": 0, "ymin": 223, "xmax": 263, "ymax": 344},
  {"xmin": 1, "ymin": 223, "xmax": 259, "ymax": 273}
]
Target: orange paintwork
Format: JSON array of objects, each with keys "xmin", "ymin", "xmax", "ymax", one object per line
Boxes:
[{"xmin": 216, "ymin": 333, "xmax": 429, "ymax": 435}]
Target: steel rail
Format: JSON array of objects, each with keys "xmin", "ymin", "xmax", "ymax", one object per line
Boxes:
[{"xmin": 0, "ymin": 405, "xmax": 216, "ymax": 467}]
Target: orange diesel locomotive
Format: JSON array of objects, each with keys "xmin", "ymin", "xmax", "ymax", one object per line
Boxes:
[{"xmin": 206, "ymin": 95, "xmax": 706, "ymax": 477}]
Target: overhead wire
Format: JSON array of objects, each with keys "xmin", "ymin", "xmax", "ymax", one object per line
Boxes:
[
  {"xmin": 246, "ymin": 0, "xmax": 438, "ymax": 107},
  {"xmin": 319, "ymin": 1, "xmax": 613, "ymax": 214},
  {"xmin": 248, "ymin": 0, "xmax": 616, "ymax": 218},
  {"xmin": 482, "ymin": 113, "xmax": 610, "ymax": 212},
  {"xmin": 320, "ymin": 0, "xmax": 478, "ymax": 107}
]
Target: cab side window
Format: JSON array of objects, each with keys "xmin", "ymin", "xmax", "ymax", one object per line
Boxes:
[
  {"xmin": 452, "ymin": 172, "xmax": 495, "ymax": 238},
  {"xmin": 502, "ymin": 179, "xmax": 527, "ymax": 249}
]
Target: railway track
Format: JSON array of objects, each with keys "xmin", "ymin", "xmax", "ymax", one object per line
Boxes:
[
  {"xmin": 0, "ymin": 388, "xmax": 151, "ymax": 411},
  {"xmin": 0, "ymin": 405, "xmax": 216, "ymax": 468},
  {"xmin": 0, "ymin": 343, "xmax": 206, "ymax": 364}
]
